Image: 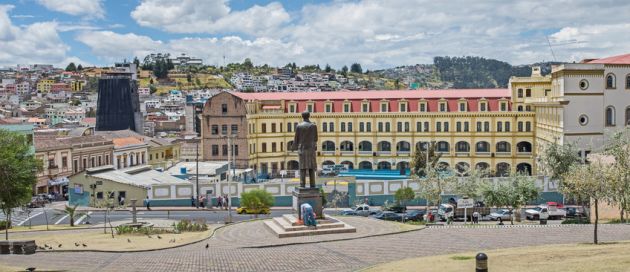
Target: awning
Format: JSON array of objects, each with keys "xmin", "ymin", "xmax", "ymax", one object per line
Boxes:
[
  {"xmin": 48, "ymin": 177, "xmax": 69, "ymax": 186},
  {"xmin": 262, "ymin": 105, "xmax": 281, "ymax": 110}
]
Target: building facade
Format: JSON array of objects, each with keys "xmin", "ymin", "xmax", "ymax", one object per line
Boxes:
[
  {"xmin": 202, "ymin": 89, "xmax": 536, "ymax": 178},
  {"xmin": 64, "ymin": 135, "xmax": 114, "ymax": 174}
]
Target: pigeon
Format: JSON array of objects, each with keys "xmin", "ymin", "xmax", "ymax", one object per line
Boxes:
[
  {"xmin": 75, "ymin": 243, "xmax": 79, "ymax": 247},
  {"xmin": 127, "ymin": 238, "xmax": 132, "ymax": 243},
  {"xmin": 38, "ymin": 246, "xmax": 45, "ymax": 250},
  {"xmin": 147, "ymin": 235, "xmax": 152, "ymax": 238},
  {"xmin": 82, "ymin": 243, "xmax": 87, "ymax": 247},
  {"xmin": 58, "ymin": 244, "xmax": 62, "ymax": 248},
  {"xmin": 157, "ymin": 235, "xmax": 162, "ymax": 239},
  {"xmin": 44, "ymin": 244, "xmax": 50, "ymax": 248},
  {"xmin": 205, "ymin": 244, "xmax": 209, "ymax": 249}
]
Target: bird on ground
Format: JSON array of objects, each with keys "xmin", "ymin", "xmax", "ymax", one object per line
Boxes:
[
  {"xmin": 82, "ymin": 244, "xmax": 87, "ymax": 247},
  {"xmin": 74, "ymin": 243, "xmax": 79, "ymax": 247},
  {"xmin": 147, "ymin": 235, "xmax": 152, "ymax": 238},
  {"xmin": 205, "ymin": 244, "xmax": 209, "ymax": 249},
  {"xmin": 127, "ymin": 238, "xmax": 131, "ymax": 243},
  {"xmin": 44, "ymin": 244, "xmax": 50, "ymax": 248},
  {"xmin": 37, "ymin": 246, "xmax": 45, "ymax": 250},
  {"xmin": 157, "ymin": 235, "xmax": 162, "ymax": 239},
  {"xmin": 58, "ymin": 244, "xmax": 62, "ymax": 248}
]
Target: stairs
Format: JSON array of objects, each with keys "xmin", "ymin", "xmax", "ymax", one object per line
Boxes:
[{"xmin": 264, "ymin": 214, "xmax": 357, "ymax": 238}]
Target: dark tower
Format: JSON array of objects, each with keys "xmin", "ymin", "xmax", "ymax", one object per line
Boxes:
[{"xmin": 95, "ymin": 63, "xmax": 143, "ymax": 133}]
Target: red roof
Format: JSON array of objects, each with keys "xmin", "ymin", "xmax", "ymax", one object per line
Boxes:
[
  {"xmin": 231, "ymin": 89, "xmax": 510, "ymax": 101},
  {"xmin": 587, "ymin": 53, "xmax": 630, "ymax": 64}
]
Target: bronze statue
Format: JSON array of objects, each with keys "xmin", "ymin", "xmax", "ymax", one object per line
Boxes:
[{"xmin": 292, "ymin": 111, "xmax": 318, "ymax": 188}]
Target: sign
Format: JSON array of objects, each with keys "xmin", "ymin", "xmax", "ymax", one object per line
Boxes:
[{"xmin": 457, "ymin": 198, "xmax": 474, "ymax": 208}]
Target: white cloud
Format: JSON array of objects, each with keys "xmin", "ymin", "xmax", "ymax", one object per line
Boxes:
[
  {"xmin": 130, "ymin": 0, "xmax": 289, "ymax": 35},
  {"xmin": 0, "ymin": 5, "xmax": 87, "ymax": 67},
  {"xmin": 37, "ymin": 0, "xmax": 105, "ymax": 19},
  {"xmin": 76, "ymin": 31, "xmax": 163, "ymax": 62}
]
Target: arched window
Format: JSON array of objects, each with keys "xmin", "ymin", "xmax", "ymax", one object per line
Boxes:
[
  {"xmin": 606, "ymin": 106, "xmax": 616, "ymax": 126},
  {"xmin": 606, "ymin": 73, "xmax": 616, "ymax": 89},
  {"xmin": 358, "ymin": 141, "xmax": 372, "ymax": 151},
  {"xmin": 396, "ymin": 161, "xmax": 410, "ymax": 170},
  {"xmin": 377, "ymin": 161, "xmax": 391, "ymax": 170},
  {"xmin": 455, "ymin": 162, "xmax": 470, "ymax": 176},
  {"xmin": 517, "ymin": 141, "xmax": 532, "ymax": 153},
  {"xmin": 287, "ymin": 160, "xmax": 299, "ymax": 170},
  {"xmin": 436, "ymin": 141, "xmax": 449, "ymax": 152},
  {"xmin": 496, "ymin": 141, "xmax": 511, "ymax": 153},
  {"xmin": 455, "ymin": 141, "xmax": 470, "ymax": 152},
  {"xmin": 340, "ymin": 141, "xmax": 354, "ymax": 151},
  {"xmin": 340, "ymin": 161, "xmax": 354, "ymax": 170},
  {"xmin": 377, "ymin": 141, "xmax": 391, "ymax": 151},
  {"xmin": 321, "ymin": 141, "xmax": 335, "ymax": 151},
  {"xmin": 517, "ymin": 163, "xmax": 532, "ymax": 175},
  {"xmin": 396, "ymin": 141, "xmax": 411, "ymax": 152},
  {"xmin": 475, "ymin": 141, "xmax": 490, "ymax": 153},
  {"xmin": 517, "ymin": 105, "xmax": 523, "ymax": 112},
  {"xmin": 476, "ymin": 162, "xmax": 490, "ymax": 170},
  {"xmin": 496, "ymin": 162, "xmax": 510, "ymax": 177},
  {"xmin": 359, "ymin": 161, "xmax": 372, "ymax": 170}
]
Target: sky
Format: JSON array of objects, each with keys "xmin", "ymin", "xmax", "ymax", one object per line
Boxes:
[{"xmin": 1, "ymin": 0, "xmax": 630, "ymax": 69}]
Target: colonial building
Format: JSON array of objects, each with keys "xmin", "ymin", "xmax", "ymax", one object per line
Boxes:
[
  {"xmin": 202, "ymin": 89, "xmax": 536, "ymax": 177},
  {"xmin": 63, "ymin": 135, "xmax": 114, "ymax": 174},
  {"xmin": 34, "ymin": 137, "xmax": 73, "ymax": 194}
]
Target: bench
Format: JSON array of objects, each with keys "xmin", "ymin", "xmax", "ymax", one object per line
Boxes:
[{"xmin": 0, "ymin": 240, "xmax": 37, "ymax": 255}]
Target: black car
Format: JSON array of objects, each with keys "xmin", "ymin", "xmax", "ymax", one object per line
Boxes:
[
  {"xmin": 384, "ymin": 204, "xmax": 407, "ymax": 213},
  {"xmin": 565, "ymin": 207, "xmax": 586, "ymax": 218},
  {"xmin": 404, "ymin": 210, "xmax": 425, "ymax": 221},
  {"xmin": 373, "ymin": 211, "xmax": 403, "ymax": 221}
]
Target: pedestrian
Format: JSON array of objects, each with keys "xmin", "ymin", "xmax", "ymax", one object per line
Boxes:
[
  {"xmin": 217, "ymin": 195, "xmax": 223, "ymax": 208},
  {"xmin": 119, "ymin": 196, "xmax": 125, "ymax": 207},
  {"xmin": 200, "ymin": 196, "xmax": 205, "ymax": 208},
  {"xmin": 191, "ymin": 196, "xmax": 195, "ymax": 208},
  {"xmin": 223, "ymin": 195, "xmax": 229, "ymax": 210},
  {"xmin": 473, "ymin": 211, "xmax": 480, "ymax": 224},
  {"xmin": 498, "ymin": 217, "xmax": 504, "ymax": 225},
  {"xmin": 145, "ymin": 196, "xmax": 151, "ymax": 211}
]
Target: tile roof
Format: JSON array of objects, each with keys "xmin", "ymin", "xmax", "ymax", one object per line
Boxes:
[
  {"xmin": 231, "ymin": 89, "xmax": 510, "ymax": 101},
  {"xmin": 112, "ymin": 136, "xmax": 146, "ymax": 148},
  {"xmin": 34, "ymin": 138, "xmax": 71, "ymax": 151},
  {"xmin": 587, "ymin": 53, "xmax": 630, "ymax": 64}
]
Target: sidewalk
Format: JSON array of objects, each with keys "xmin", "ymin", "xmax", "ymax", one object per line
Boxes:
[{"xmin": 48, "ymin": 201, "xmax": 293, "ymax": 212}]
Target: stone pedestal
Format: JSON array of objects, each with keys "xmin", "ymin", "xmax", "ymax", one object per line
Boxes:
[{"xmin": 293, "ymin": 187, "xmax": 323, "ymax": 220}]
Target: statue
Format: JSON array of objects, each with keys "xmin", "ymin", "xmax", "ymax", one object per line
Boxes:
[{"xmin": 292, "ymin": 111, "xmax": 318, "ymax": 188}]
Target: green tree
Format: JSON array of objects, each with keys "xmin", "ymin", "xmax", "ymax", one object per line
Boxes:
[
  {"xmin": 453, "ymin": 168, "xmax": 489, "ymax": 201},
  {"xmin": 350, "ymin": 63, "xmax": 362, "ymax": 73},
  {"xmin": 480, "ymin": 171, "xmax": 539, "ymax": 225},
  {"xmin": 77, "ymin": 64, "xmax": 83, "ymax": 71},
  {"xmin": 186, "ymin": 73, "xmax": 192, "ymax": 83},
  {"xmin": 410, "ymin": 141, "xmax": 442, "ymax": 177},
  {"xmin": 394, "ymin": 187, "xmax": 415, "ymax": 208},
  {"xmin": 0, "ymin": 130, "xmax": 41, "ymax": 240},
  {"xmin": 324, "ymin": 64, "xmax": 332, "ymax": 73},
  {"xmin": 341, "ymin": 65, "xmax": 349, "ymax": 77},
  {"xmin": 538, "ymin": 141, "xmax": 581, "ymax": 181},
  {"xmin": 65, "ymin": 62, "xmax": 77, "ymax": 72},
  {"xmin": 240, "ymin": 189, "xmax": 274, "ymax": 214},
  {"xmin": 133, "ymin": 56, "xmax": 140, "ymax": 68},
  {"xmin": 604, "ymin": 128, "xmax": 630, "ymax": 222},
  {"xmin": 57, "ymin": 204, "xmax": 86, "ymax": 227},
  {"xmin": 561, "ymin": 158, "xmax": 613, "ymax": 244},
  {"xmin": 415, "ymin": 166, "xmax": 455, "ymax": 213}
]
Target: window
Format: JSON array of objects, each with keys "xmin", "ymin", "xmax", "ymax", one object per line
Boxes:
[
  {"xmin": 341, "ymin": 122, "xmax": 346, "ymax": 132},
  {"xmin": 497, "ymin": 122, "xmax": 503, "ymax": 132},
  {"xmin": 459, "ymin": 102, "xmax": 466, "ymax": 112},
  {"xmin": 348, "ymin": 122, "xmax": 353, "ymax": 132},
  {"xmin": 606, "ymin": 73, "xmax": 616, "ymax": 89},
  {"xmin": 437, "ymin": 141, "xmax": 449, "ymax": 152},
  {"xmin": 360, "ymin": 122, "xmax": 365, "ymax": 132},
  {"xmin": 400, "ymin": 102, "xmax": 407, "ymax": 112},
  {"xmin": 150, "ymin": 154, "xmax": 153, "ymax": 160},
  {"xmin": 518, "ymin": 121, "xmax": 523, "ymax": 132},
  {"xmin": 307, "ymin": 104, "xmax": 314, "ymax": 113},
  {"xmin": 385, "ymin": 122, "xmax": 390, "ymax": 132},
  {"xmin": 500, "ymin": 102, "xmax": 507, "ymax": 111},
  {"xmin": 626, "ymin": 107, "xmax": 630, "ymax": 125},
  {"xmin": 606, "ymin": 106, "xmax": 616, "ymax": 126},
  {"xmin": 444, "ymin": 122, "xmax": 449, "ymax": 132},
  {"xmin": 262, "ymin": 123, "xmax": 267, "ymax": 133},
  {"xmin": 479, "ymin": 102, "xmax": 487, "ymax": 112},
  {"xmin": 517, "ymin": 89, "xmax": 523, "ymax": 98},
  {"xmin": 289, "ymin": 104, "xmax": 296, "ymax": 113},
  {"xmin": 96, "ymin": 192, "xmax": 103, "ymax": 199},
  {"xmin": 221, "ymin": 104, "xmax": 228, "ymax": 114},
  {"xmin": 212, "ymin": 145, "xmax": 219, "ymax": 156},
  {"xmin": 436, "ymin": 122, "xmax": 442, "ymax": 132},
  {"xmin": 476, "ymin": 121, "xmax": 482, "ymax": 132},
  {"xmin": 231, "ymin": 124, "xmax": 238, "ymax": 134},
  {"xmin": 221, "ymin": 125, "xmax": 227, "ymax": 135},
  {"xmin": 325, "ymin": 104, "xmax": 332, "ymax": 112},
  {"xmin": 381, "ymin": 103, "xmax": 388, "ymax": 112},
  {"xmin": 517, "ymin": 106, "xmax": 523, "ymax": 112},
  {"xmin": 419, "ymin": 103, "xmax": 426, "ymax": 112},
  {"xmin": 526, "ymin": 89, "xmax": 531, "ymax": 97},
  {"xmin": 329, "ymin": 122, "xmax": 335, "ymax": 132},
  {"xmin": 456, "ymin": 121, "xmax": 462, "ymax": 132},
  {"xmin": 98, "ymin": 156, "xmax": 102, "ymax": 166},
  {"xmin": 525, "ymin": 122, "xmax": 531, "ymax": 132},
  {"xmin": 627, "ymin": 75, "xmax": 630, "ymax": 89},
  {"xmin": 416, "ymin": 122, "xmax": 422, "ymax": 132},
  {"xmin": 271, "ymin": 123, "xmax": 276, "ymax": 133},
  {"xmin": 424, "ymin": 121, "xmax": 429, "ymax": 132},
  {"xmin": 404, "ymin": 122, "xmax": 409, "ymax": 132},
  {"xmin": 211, "ymin": 125, "xmax": 218, "ymax": 135},
  {"xmin": 362, "ymin": 103, "xmax": 369, "ymax": 112},
  {"xmin": 105, "ymin": 155, "xmax": 109, "ymax": 164},
  {"xmin": 378, "ymin": 122, "xmax": 383, "ymax": 132},
  {"xmin": 62, "ymin": 157, "xmax": 68, "ymax": 168},
  {"xmin": 579, "ymin": 79, "xmax": 589, "ymax": 90},
  {"xmin": 439, "ymin": 102, "xmax": 447, "ymax": 112},
  {"xmin": 366, "ymin": 122, "xmax": 372, "ymax": 132},
  {"xmin": 484, "ymin": 121, "xmax": 490, "ymax": 132},
  {"xmin": 579, "ymin": 114, "xmax": 589, "ymax": 126},
  {"xmin": 222, "ymin": 145, "xmax": 228, "ymax": 156},
  {"xmin": 397, "ymin": 122, "xmax": 403, "ymax": 132},
  {"xmin": 322, "ymin": 122, "xmax": 328, "ymax": 132},
  {"xmin": 234, "ymin": 145, "xmax": 238, "ymax": 156},
  {"xmin": 464, "ymin": 122, "xmax": 469, "ymax": 132},
  {"xmin": 526, "ymin": 105, "xmax": 531, "ymax": 111},
  {"xmin": 272, "ymin": 143, "xmax": 277, "ymax": 152},
  {"xmin": 262, "ymin": 143, "xmax": 267, "ymax": 153},
  {"xmin": 287, "ymin": 122, "xmax": 292, "ymax": 132},
  {"xmin": 344, "ymin": 103, "xmax": 350, "ymax": 112},
  {"xmin": 505, "ymin": 121, "xmax": 510, "ymax": 132}
]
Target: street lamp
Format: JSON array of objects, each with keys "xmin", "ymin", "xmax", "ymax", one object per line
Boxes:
[
  {"xmin": 195, "ymin": 141, "xmax": 200, "ymax": 209},
  {"xmin": 222, "ymin": 134, "xmax": 236, "ymax": 223}
]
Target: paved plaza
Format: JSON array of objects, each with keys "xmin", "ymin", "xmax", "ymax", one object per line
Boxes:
[{"xmin": 2, "ymin": 218, "xmax": 630, "ymax": 272}]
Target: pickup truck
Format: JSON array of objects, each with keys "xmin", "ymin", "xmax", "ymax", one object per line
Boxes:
[
  {"xmin": 437, "ymin": 203, "xmax": 491, "ymax": 221},
  {"xmin": 351, "ymin": 204, "xmax": 381, "ymax": 216},
  {"xmin": 525, "ymin": 203, "xmax": 566, "ymax": 220}
]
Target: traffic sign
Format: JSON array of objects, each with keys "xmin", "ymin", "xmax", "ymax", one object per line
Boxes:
[{"xmin": 457, "ymin": 198, "xmax": 474, "ymax": 208}]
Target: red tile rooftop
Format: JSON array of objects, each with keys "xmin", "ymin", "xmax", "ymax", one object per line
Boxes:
[
  {"xmin": 231, "ymin": 88, "xmax": 510, "ymax": 101},
  {"xmin": 587, "ymin": 53, "xmax": 630, "ymax": 64}
]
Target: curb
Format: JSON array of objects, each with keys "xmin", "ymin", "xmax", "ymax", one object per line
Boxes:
[
  {"xmin": 241, "ymin": 225, "xmax": 427, "ymax": 249},
  {"xmin": 427, "ymin": 224, "xmax": 596, "ymax": 229}
]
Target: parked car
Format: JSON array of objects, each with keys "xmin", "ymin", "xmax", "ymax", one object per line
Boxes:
[
  {"xmin": 565, "ymin": 207, "xmax": 587, "ymax": 218},
  {"xmin": 404, "ymin": 210, "xmax": 425, "ymax": 221},
  {"xmin": 384, "ymin": 203, "xmax": 407, "ymax": 213},
  {"xmin": 373, "ymin": 211, "xmax": 403, "ymax": 222},
  {"xmin": 27, "ymin": 196, "xmax": 46, "ymax": 208},
  {"xmin": 236, "ymin": 207, "xmax": 270, "ymax": 214},
  {"xmin": 525, "ymin": 202, "xmax": 566, "ymax": 220},
  {"xmin": 489, "ymin": 209, "xmax": 512, "ymax": 221},
  {"xmin": 351, "ymin": 204, "xmax": 381, "ymax": 216}
]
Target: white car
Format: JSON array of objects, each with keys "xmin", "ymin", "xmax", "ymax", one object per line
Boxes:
[{"xmin": 489, "ymin": 209, "xmax": 512, "ymax": 221}]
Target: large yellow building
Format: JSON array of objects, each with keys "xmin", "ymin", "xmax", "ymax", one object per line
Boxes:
[{"xmin": 202, "ymin": 88, "xmax": 536, "ymax": 178}]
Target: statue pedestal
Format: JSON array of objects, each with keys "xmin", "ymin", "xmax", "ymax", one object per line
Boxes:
[{"xmin": 292, "ymin": 187, "xmax": 323, "ymax": 220}]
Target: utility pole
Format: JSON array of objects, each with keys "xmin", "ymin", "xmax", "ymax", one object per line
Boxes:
[
  {"xmin": 225, "ymin": 135, "xmax": 233, "ymax": 223},
  {"xmin": 195, "ymin": 141, "xmax": 200, "ymax": 208}
]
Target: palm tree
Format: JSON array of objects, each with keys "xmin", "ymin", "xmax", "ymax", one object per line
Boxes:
[{"xmin": 59, "ymin": 205, "xmax": 87, "ymax": 227}]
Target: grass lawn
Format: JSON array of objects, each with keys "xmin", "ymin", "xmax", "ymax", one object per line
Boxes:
[
  {"xmin": 7, "ymin": 224, "xmax": 91, "ymax": 232},
  {"xmin": 7, "ymin": 226, "xmax": 218, "ymax": 252},
  {"xmin": 363, "ymin": 241, "xmax": 630, "ymax": 272}
]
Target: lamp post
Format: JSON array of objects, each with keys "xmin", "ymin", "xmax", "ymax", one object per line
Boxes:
[
  {"xmin": 195, "ymin": 141, "xmax": 200, "ymax": 208},
  {"xmin": 223, "ymin": 135, "xmax": 235, "ymax": 223}
]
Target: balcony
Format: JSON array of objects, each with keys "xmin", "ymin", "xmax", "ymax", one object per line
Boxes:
[
  {"xmin": 475, "ymin": 152, "xmax": 491, "ymax": 156},
  {"xmin": 495, "ymin": 151, "xmax": 511, "ymax": 157},
  {"xmin": 376, "ymin": 150, "xmax": 391, "ymax": 156},
  {"xmin": 340, "ymin": 150, "xmax": 354, "ymax": 156},
  {"xmin": 455, "ymin": 152, "xmax": 470, "ymax": 157},
  {"xmin": 397, "ymin": 151, "xmax": 411, "ymax": 156},
  {"xmin": 320, "ymin": 150, "xmax": 335, "ymax": 156},
  {"xmin": 517, "ymin": 151, "xmax": 532, "ymax": 156}
]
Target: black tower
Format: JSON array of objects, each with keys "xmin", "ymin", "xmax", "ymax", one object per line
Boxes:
[{"xmin": 95, "ymin": 69, "xmax": 143, "ymax": 133}]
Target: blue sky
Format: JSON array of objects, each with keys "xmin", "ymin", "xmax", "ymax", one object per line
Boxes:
[{"xmin": 2, "ymin": 0, "xmax": 630, "ymax": 68}]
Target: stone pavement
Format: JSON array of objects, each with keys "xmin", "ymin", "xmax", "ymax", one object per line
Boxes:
[{"xmin": 2, "ymin": 219, "xmax": 630, "ymax": 272}]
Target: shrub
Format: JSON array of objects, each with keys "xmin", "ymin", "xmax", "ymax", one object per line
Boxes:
[
  {"xmin": 0, "ymin": 220, "xmax": 11, "ymax": 230},
  {"xmin": 173, "ymin": 219, "xmax": 208, "ymax": 233},
  {"xmin": 114, "ymin": 225, "xmax": 171, "ymax": 235},
  {"xmin": 606, "ymin": 218, "xmax": 628, "ymax": 224},
  {"xmin": 240, "ymin": 189, "xmax": 274, "ymax": 212},
  {"xmin": 562, "ymin": 218, "xmax": 591, "ymax": 224}
]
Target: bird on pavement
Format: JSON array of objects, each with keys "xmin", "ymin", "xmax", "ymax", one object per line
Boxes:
[
  {"xmin": 58, "ymin": 244, "xmax": 62, "ymax": 248},
  {"xmin": 82, "ymin": 243, "xmax": 87, "ymax": 247},
  {"xmin": 147, "ymin": 235, "xmax": 152, "ymax": 238},
  {"xmin": 44, "ymin": 244, "xmax": 50, "ymax": 248},
  {"xmin": 127, "ymin": 238, "xmax": 131, "ymax": 243},
  {"xmin": 205, "ymin": 244, "xmax": 209, "ymax": 249},
  {"xmin": 38, "ymin": 246, "xmax": 45, "ymax": 250},
  {"xmin": 157, "ymin": 235, "xmax": 162, "ymax": 239},
  {"xmin": 74, "ymin": 243, "xmax": 79, "ymax": 247}
]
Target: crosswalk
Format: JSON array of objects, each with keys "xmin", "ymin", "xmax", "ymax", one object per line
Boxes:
[{"xmin": 0, "ymin": 207, "xmax": 42, "ymax": 226}]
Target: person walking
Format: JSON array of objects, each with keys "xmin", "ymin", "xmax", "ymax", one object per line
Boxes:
[
  {"xmin": 119, "ymin": 196, "xmax": 125, "ymax": 207},
  {"xmin": 200, "ymin": 196, "xmax": 205, "ymax": 208},
  {"xmin": 191, "ymin": 196, "xmax": 195, "ymax": 208},
  {"xmin": 223, "ymin": 194, "xmax": 229, "ymax": 210},
  {"xmin": 473, "ymin": 211, "xmax": 480, "ymax": 224},
  {"xmin": 217, "ymin": 195, "xmax": 223, "ymax": 209},
  {"xmin": 144, "ymin": 196, "xmax": 151, "ymax": 211}
]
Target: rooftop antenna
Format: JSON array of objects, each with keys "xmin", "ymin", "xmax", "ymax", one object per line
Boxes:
[{"xmin": 546, "ymin": 36, "xmax": 557, "ymax": 62}]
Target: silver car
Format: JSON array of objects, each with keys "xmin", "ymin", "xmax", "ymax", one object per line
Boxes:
[{"xmin": 489, "ymin": 209, "xmax": 512, "ymax": 221}]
